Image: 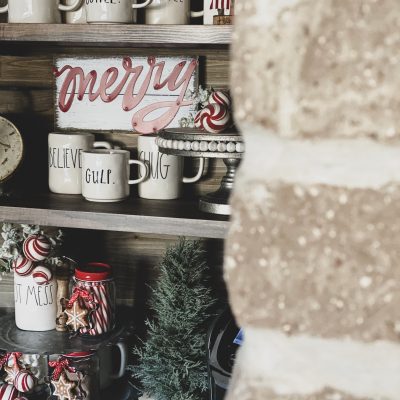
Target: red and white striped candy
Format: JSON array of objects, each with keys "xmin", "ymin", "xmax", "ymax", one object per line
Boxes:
[
  {"xmin": 32, "ymin": 266, "xmax": 53, "ymax": 286},
  {"xmin": 0, "ymin": 384, "xmax": 19, "ymax": 400},
  {"xmin": 23, "ymin": 235, "xmax": 51, "ymax": 262},
  {"xmin": 12, "ymin": 256, "xmax": 34, "ymax": 277},
  {"xmin": 14, "ymin": 371, "xmax": 35, "ymax": 393},
  {"xmin": 208, "ymin": 91, "xmax": 231, "ymax": 109},
  {"xmin": 197, "ymin": 104, "xmax": 231, "ymax": 134},
  {"xmin": 80, "ymin": 282, "xmax": 112, "ymax": 336},
  {"xmin": 194, "ymin": 111, "xmax": 202, "ymax": 128}
]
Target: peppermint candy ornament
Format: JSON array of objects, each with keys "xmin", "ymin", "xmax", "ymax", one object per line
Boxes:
[
  {"xmin": 0, "ymin": 384, "xmax": 20, "ymax": 400},
  {"xmin": 32, "ymin": 266, "xmax": 53, "ymax": 286},
  {"xmin": 13, "ymin": 371, "xmax": 35, "ymax": 393},
  {"xmin": 12, "ymin": 256, "xmax": 34, "ymax": 277},
  {"xmin": 208, "ymin": 90, "xmax": 231, "ymax": 109},
  {"xmin": 196, "ymin": 104, "xmax": 231, "ymax": 134},
  {"xmin": 23, "ymin": 235, "xmax": 51, "ymax": 262}
]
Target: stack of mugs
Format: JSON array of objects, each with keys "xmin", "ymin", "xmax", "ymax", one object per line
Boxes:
[
  {"xmin": 0, "ymin": 0, "xmax": 234, "ymax": 25},
  {"xmin": 48, "ymin": 132, "xmax": 204, "ymax": 202}
]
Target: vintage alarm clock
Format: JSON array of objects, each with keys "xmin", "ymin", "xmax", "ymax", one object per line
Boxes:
[{"xmin": 0, "ymin": 116, "xmax": 24, "ymax": 190}]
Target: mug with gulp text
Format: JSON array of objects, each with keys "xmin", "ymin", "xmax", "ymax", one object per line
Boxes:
[
  {"xmin": 85, "ymin": 0, "xmax": 152, "ymax": 24},
  {"xmin": 48, "ymin": 132, "xmax": 112, "ymax": 195},
  {"xmin": 138, "ymin": 134, "xmax": 204, "ymax": 200},
  {"xmin": 145, "ymin": 0, "xmax": 204, "ymax": 25},
  {"xmin": 0, "ymin": 0, "xmax": 83, "ymax": 23},
  {"xmin": 82, "ymin": 149, "xmax": 147, "ymax": 202}
]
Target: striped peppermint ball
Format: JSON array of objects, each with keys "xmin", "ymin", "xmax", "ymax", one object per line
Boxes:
[
  {"xmin": 14, "ymin": 371, "xmax": 35, "ymax": 393},
  {"xmin": 13, "ymin": 256, "xmax": 35, "ymax": 277},
  {"xmin": 0, "ymin": 384, "xmax": 20, "ymax": 400},
  {"xmin": 23, "ymin": 235, "xmax": 51, "ymax": 262},
  {"xmin": 32, "ymin": 266, "xmax": 53, "ymax": 286},
  {"xmin": 208, "ymin": 91, "xmax": 231, "ymax": 109},
  {"xmin": 198, "ymin": 104, "xmax": 231, "ymax": 134}
]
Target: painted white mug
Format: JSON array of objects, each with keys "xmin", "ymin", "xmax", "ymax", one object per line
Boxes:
[
  {"xmin": 48, "ymin": 132, "xmax": 112, "ymax": 195},
  {"xmin": 145, "ymin": 0, "xmax": 203, "ymax": 25},
  {"xmin": 0, "ymin": 0, "xmax": 83, "ymax": 23},
  {"xmin": 64, "ymin": 0, "xmax": 87, "ymax": 23},
  {"xmin": 138, "ymin": 134, "xmax": 204, "ymax": 200},
  {"xmin": 85, "ymin": 0, "xmax": 152, "ymax": 24},
  {"xmin": 14, "ymin": 270, "xmax": 57, "ymax": 331},
  {"xmin": 82, "ymin": 149, "xmax": 147, "ymax": 202}
]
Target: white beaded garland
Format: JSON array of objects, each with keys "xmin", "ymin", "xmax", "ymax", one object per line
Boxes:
[
  {"xmin": 208, "ymin": 141, "xmax": 218, "ymax": 152},
  {"xmin": 217, "ymin": 142, "xmax": 227, "ymax": 152},
  {"xmin": 227, "ymin": 142, "xmax": 236, "ymax": 152},
  {"xmin": 191, "ymin": 141, "xmax": 200, "ymax": 151},
  {"xmin": 200, "ymin": 141, "xmax": 208, "ymax": 152}
]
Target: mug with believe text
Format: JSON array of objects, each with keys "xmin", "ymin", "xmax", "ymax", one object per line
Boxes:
[
  {"xmin": 82, "ymin": 149, "xmax": 147, "ymax": 202},
  {"xmin": 0, "ymin": 0, "xmax": 83, "ymax": 23},
  {"xmin": 48, "ymin": 132, "xmax": 112, "ymax": 195},
  {"xmin": 138, "ymin": 134, "xmax": 204, "ymax": 200},
  {"xmin": 85, "ymin": 0, "xmax": 152, "ymax": 24},
  {"xmin": 145, "ymin": 0, "xmax": 204, "ymax": 25}
]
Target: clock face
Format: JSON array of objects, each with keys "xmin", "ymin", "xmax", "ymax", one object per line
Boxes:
[{"xmin": 0, "ymin": 116, "xmax": 23, "ymax": 182}]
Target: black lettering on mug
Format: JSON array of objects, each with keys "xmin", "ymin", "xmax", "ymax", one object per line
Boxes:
[
  {"xmin": 139, "ymin": 151, "xmax": 170, "ymax": 180},
  {"xmin": 85, "ymin": 168, "xmax": 112, "ymax": 184}
]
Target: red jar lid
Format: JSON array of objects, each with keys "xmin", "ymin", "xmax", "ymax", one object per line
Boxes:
[
  {"xmin": 65, "ymin": 351, "xmax": 95, "ymax": 358},
  {"xmin": 75, "ymin": 262, "xmax": 112, "ymax": 281}
]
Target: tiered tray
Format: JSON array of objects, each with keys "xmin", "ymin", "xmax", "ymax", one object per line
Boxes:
[
  {"xmin": 157, "ymin": 128, "xmax": 244, "ymax": 215},
  {"xmin": 0, "ymin": 309, "xmax": 132, "ymax": 355}
]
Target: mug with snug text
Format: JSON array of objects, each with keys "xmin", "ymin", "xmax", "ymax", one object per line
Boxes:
[
  {"xmin": 0, "ymin": 0, "xmax": 83, "ymax": 23},
  {"xmin": 85, "ymin": 0, "xmax": 152, "ymax": 24},
  {"xmin": 48, "ymin": 132, "xmax": 112, "ymax": 195},
  {"xmin": 145, "ymin": 0, "xmax": 203, "ymax": 25},
  {"xmin": 138, "ymin": 134, "xmax": 204, "ymax": 200},
  {"xmin": 82, "ymin": 149, "xmax": 147, "ymax": 202}
]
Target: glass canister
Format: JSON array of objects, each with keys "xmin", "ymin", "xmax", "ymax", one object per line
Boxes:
[
  {"xmin": 72, "ymin": 263, "xmax": 116, "ymax": 336},
  {"xmin": 49, "ymin": 352, "xmax": 100, "ymax": 400}
]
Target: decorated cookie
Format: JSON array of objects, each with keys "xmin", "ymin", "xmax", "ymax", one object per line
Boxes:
[
  {"xmin": 65, "ymin": 302, "xmax": 90, "ymax": 332},
  {"xmin": 32, "ymin": 266, "xmax": 53, "ymax": 286},
  {"xmin": 52, "ymin": 373, "xmax": 76, "ymax": 400},
  {"xmin": 13, "ymin": 371, "xmax": 35, "ymax": 393},
  {"xmin": 12, "ymin": 257, "xmax": 34, "ymax": 277},
  {"xmin": 3, "ymin": 356, "xmax": 21, "ymax": 385},
  {"xmin": 23, "ymin": 235, "xmax": 51, "ymax": 262}
]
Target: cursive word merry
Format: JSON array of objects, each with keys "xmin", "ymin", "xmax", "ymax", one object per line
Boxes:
[{"xmin": 54, "ymin": 57, "xmax": 197, "ymax": 134}]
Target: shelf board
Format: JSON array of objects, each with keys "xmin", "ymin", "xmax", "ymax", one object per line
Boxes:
[
  {"xmin": 0, "ymin": 192, "xmax": 229, "ymax": 239},
  {"xmin": 0, "ymin": 23, "xmax": 232, "ymax": 47}
]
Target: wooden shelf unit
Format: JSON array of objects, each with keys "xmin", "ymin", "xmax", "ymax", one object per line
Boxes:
[
  {"xmin": 0, "ymin": 23, "xmax": 232, "ymax": 47},
  {"xmin": 0, "ymin": 193, "xmax": 229, "ymax": 239}
]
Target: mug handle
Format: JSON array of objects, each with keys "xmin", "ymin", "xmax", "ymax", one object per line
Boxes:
[
  {"xmin": 129, "ymin": 159, "xmax": 148, "ymax": 184},
  {"xmin": 59, "ymin": 0, "xmax": 84, "ymax": 12},
  {"xmin": 0, "ymin": 3, "xmax": 8, "ymax": 13},
  {"xmin": 191, "ymin": 10, "xmax": 204, "ymax": 18},
  {"xmin": 132, "ymin": 0, "xmax": 153, "ymax": 9},
  {"xmin": 93, "ymin": 141, "xmax": 113, "ymax": 150},
  {"xmin": 183, "ymin": 158, "xmax": 205, "ymax": 184},
  {"xmin": 110, "ymin": 342, "xmax": 128, "ymax": 380}
]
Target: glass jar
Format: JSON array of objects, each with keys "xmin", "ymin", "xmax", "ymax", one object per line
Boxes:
[
  {"xmin": 71, "ymin": 263, "xmax": 116, "ymax": 336},
  {"xmin": 50, "ymin": 352, "xmax": 100, "ymax": 400}
]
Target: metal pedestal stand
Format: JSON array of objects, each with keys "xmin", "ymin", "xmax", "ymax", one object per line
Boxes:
[{"xmin": 157, "ymin": 129, "xmax": 244, "ymax": 216}]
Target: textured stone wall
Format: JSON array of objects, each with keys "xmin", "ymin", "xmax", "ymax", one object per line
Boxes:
[{"xmin": 225, "ymin": 1, "xmax": 400, "ymax": 399}]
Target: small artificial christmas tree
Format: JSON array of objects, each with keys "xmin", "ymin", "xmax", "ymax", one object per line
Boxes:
[{"xmin": 134, "ymin": 239, "xmax": 217, "ymax": 400}]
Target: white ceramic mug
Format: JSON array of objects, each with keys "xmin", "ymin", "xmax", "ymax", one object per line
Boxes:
[
  {"xmin": 64, "ymin": 0, "xmax": 87, "ymax": 23},
  {"xmin": 138, "ymin": 134, "xmax": 204, "ymax": 200},
  {"xmin": 85, "ymin": 0, "xmax": 152, "ymax": 24},
  {"xmin": 0, "ymin": 0, "xmax": 83, "ymax": 23},
  {"xmin": 48, "ymin": 132, "xmax": 112, "ymax": 195},
  {"xmin": 145, "ymin": 0, "xmax": 203, "ymax": 25},
  {"xmin": 82, "ymin": 149, "xmax": 147, "ymax": 202}
]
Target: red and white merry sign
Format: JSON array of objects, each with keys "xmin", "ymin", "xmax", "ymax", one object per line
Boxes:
[{"xmin": 54, "ymin": 56, "xmax": 198, "ymax": 134}]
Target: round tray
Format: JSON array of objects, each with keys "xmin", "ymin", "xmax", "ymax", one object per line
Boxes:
[
  {"xmin": 157, "ymin": 128, "xmax": 244, "ymax": 159},
  {"xmin": 0, "ymin": 309, "xmax": 132, "ymax": 355}
]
